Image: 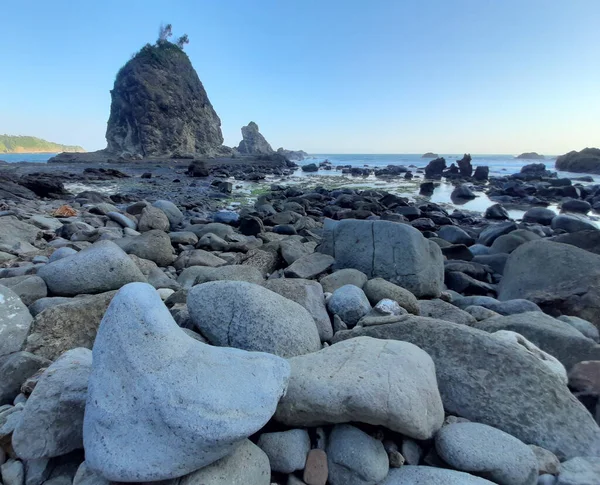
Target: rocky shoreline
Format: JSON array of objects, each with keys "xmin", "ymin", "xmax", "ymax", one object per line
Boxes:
[{"xmin": 1, "ymin": 153, "xmax": 600, "ymax": 484}]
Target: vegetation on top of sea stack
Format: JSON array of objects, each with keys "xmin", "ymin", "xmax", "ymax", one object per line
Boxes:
[{"xmin": 0, "ymin": 135, "xmax": 84, "ymax": 153}]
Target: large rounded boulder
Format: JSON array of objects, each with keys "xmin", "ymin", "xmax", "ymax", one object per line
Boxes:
[
  {"xmin": 187, "ymin": 281, "xmax": 321, "ymax": 357},
  {"xmin": 318, "ymin": 219, "xmax": 444, "ymax": 298},
  {"xmin": 498, "ymin": 240, "xmax": 600, "ymax": 327}
]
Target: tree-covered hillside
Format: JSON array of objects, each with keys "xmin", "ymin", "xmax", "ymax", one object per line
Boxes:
[{"xmin": 0, "ymin": 135, "xmax": 84, "ymax": 153}]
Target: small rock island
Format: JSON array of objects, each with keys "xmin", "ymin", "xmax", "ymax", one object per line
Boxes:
[{"xmin": 516, "ymin": 152, "xmax": 545, "ymax": 160}]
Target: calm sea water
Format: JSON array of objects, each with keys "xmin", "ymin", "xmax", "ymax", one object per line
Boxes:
[{"xmin": 0, "ymin": 153, "xmax": 60, "ymax": 163}]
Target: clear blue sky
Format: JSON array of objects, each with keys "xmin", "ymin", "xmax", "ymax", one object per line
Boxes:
[{"xmin": 1, "ymin": 0, "xmax": 598, "ymax": 154}]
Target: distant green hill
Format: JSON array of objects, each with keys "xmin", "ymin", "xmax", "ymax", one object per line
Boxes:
[{"xmin": 0, "ymin": 135, "xmax": 85, "ymax": 153}]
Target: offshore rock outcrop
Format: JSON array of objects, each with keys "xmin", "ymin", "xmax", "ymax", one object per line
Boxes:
[
  {"xmin": 105, "ymin": 41, "xmax": 224, "ymax": 158},
  {"xmin": 556, "ymin": 147, "xmax": 600, "ymax": 174},
  {"xmin": 236, "ymin": 122, "xmax": 274, "ymax": 155}
]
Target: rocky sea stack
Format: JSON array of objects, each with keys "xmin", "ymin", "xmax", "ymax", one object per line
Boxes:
[
  {"xmin": 516, "ymin": 152, "xmax": 545, "ymax": 160},
  {"xmin": 105, "ymin": 40, "xmax": 224, "ymax": 158},
  {"xmin": 237, "ymin": 122, "xmax": 274, "ymax": 155}
]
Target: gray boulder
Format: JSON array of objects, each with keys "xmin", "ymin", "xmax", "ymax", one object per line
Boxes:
[
  {"xmin": 83, "ymin": 282, "xmax": 290, "ymax": 482},
  {"xmin": 48, "ymin": 247, "xmax": 77, "ymax": 263},
  {"xmin": 24, "ymin": 291, "xmax": 116, "ymax": 361},
  {"xmin": 327, "ymin": 424, "xmax": 389, "ymax": 485},
  {"xmin": 152, "ymin": 200, "xmax": 184, "ymax": 229},
  {"xmin": 169, "ymin": 231, "xmax": 198, "ymax": 245},
  {"xmin": 178, "ymin": 439, "xmax": 271, "ymax": 485},
  {"xmin": 478, "ymin": 221, "xmax": 518, "ymax": 246},
  {"xmin": 331, "ymin": 317, "xmax": 600, "ymax": 459},
  {"xmin": 438, "ymin": 226, "xmax": 475, "ymax": 246},
  {"xmin": 418, "ymin": 299, "xmax": 476, "ymax": 325},
  {"xmin": 327, "ymin": 285, "xmax": 371, "ymax": 327},
  {"xmin": 558, "ymin": 315, "xmax": 600, "ymax": 342},
  {"xmin": 257, "ymin": 429, "xmax": 310, "ymax": 474},
  {"xmin": 552, "ymin": 214, "xmax": 598, "ymax": 233},
  {"xmin": 114, "ymin": 229, "xmax": 175, "ymax": 266},
  {"xmin": 106, "ymin": 212, "xmax": 136, "ymax": 230},
  {"xmin": 380, "ymin": 466, "xmax": 495, "ymax": 484},
  {"xmin": 38, "ymin": 240, "xmax": 145, "ymax": 296},
  {"xmin": 0, "ymin": 352, "xmax": 50, "ymax": 405},
  {"xmin": 13, "ymin": 348, "xmax": 92, "ymax": 459},
  {"xmin": 280, "ymin": 239, "xmax": 311, "ymax": 265},
  {"xmin": 284, "ymin": 252, "xmax": 334, "ymax": 279},
  {"xmin": 1, "ymin": 459, "xmax": 25, "ymax": 485},
  {"xmin": 137, "ymin": 205, "xmax": 170, "ymax": 232},
  {"xmin": 187, "ymin": 222, "xmax": 235, "ymax": 240},
  {"xmin": 490, "ymin": 229, "xmax": 541, "ymax": 254},
  {"xmin": 263, "ymin": 279, "xmax": 332, "ymax": 341},
  {"xmin": 363, "ymin": 278, "xmax": 419, "ymax": 315},
  {"xmin": 192, "ymin": 265, "xmax": 265, "ymax": 286},
  {"xmin": 453, "ymin": 296, "xmax": 541, "ymax": 315},
  {"xmin": 498, "ymin": 240, "xmax": 600, "ymax": 327},
  {"xmin": 174, "ymin": 249, "xmax": 227, "ymax": 270},
  {"xmin": 319, "ymin": 219, "xmax": 444, "ymax": 298},
  {"xmin": 475, "ymin": 312, "xmax": 599, "ymax": 370},
  {"xmin": 0, "ymin": 217, "xmax": 41, "ymax": 249},
  {"xmin": 436, "ymin": 422, "xmax": 538, "ymax": 485},
  {"xmin": 72, "ymin": 462, "xmax": 109, "ymax": 485},
  {"xmin": 0, "ymin": 276, "xmax": 47, "ymax": 307},
  {"xmin": 275, "ymin": 336, "xmax": 444, "ymax": 439},
  {"xmin": 320, "ymin": 269, "xmax": 368, "ymax": 293},
  {"xmin": 523, "ymin": 208, "xmax": 556, "ymax": 225},
  {"xmin": 0, "ymin": 285, "xmax": 33, "ymax": 358},
  {"xmin": 237, "ymin": 122, "xmax": 274, "ymax": 155},
  {"xmin": 28, "ymin": 297, "xmax": 73, "ymax": 317},
  {"xmin": 557, "ymin": 456, "xmax": 600, "ymax": 485},
  {"xmin": 187, "ymin": 281, "xmax": 321, "ymax": 357}
]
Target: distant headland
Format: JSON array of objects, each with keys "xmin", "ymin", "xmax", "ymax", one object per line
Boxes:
[{"xmin": 0, "ymin": 135, "xmax": 84, "ymax": 154}]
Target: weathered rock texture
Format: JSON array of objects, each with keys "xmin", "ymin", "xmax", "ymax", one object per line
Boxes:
[
  {"xmin": 106, "ymin": 41, "xmax": 224, "ymax": 157},
  {"xmin": 555, "ymin": 147, "xmax": 600, "ymax": 174},
  {"xmin": 236, "ymin": 122, "xmax": 274, "ymax": 155}
]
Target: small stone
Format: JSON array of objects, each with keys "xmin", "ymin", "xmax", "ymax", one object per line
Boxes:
[
  {"xmin": 1, "ymin": 459, "xmax": 25, "ymax": 485},
  {"xmin": 529, "ymin": 445, "xmax": 559, "ymax": 475},
  {"xmin": 557, "ymin": 456, "xmax": 600, "ymax": 485},
  {"xmin": 326, "ymin": 424, "xmax": 389, "ymax": 485},
  {"xmin": 388, "ymin": 450, "xmax": 405, "ymax": 468},
  {"xmin": 326, "ymin": 285, "xmax": 371, "ymax": 327},
  {"xmin": 303, "ymin": 449, "xmax": 328, "ymax": 485},
  {"xmin": 401, "ymin": 438, "xmax": 423, "ymax": 465},
  {"xmin": 257, "ymin": 429, "xmax": 311, "ymax": 474}
]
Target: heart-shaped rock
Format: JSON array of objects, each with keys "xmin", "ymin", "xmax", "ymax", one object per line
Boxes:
[{"xmin": 83, "ymin": 282, "xmax": 290, "ymax": 482}]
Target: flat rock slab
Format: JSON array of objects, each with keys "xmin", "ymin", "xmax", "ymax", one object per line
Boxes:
[
  {"xmin": 84, "ymin": 282, "xmax": 290, "ymax": 482},
  {"xmin": 380, "ymin": 465, "xmax": 495, "ymax": 484}
]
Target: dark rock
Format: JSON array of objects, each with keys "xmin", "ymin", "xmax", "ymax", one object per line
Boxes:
[
  {"xmin": 520, "ymin": 163, "xmax": 547, "ymax": 174},
  {"xmin": 236, "ymin": 121, "xmax": 274, "ymax": 155},
  {"xmin": 472, "ymin": 253, "xmax": 509, "ymax": 275},
  {"xmin": 238, "ymin": 216, "xmax": 264, "ymax": 236},
  {"xmin": 484, "ymin": 204, "xmax": 509, "ymax": 220},
  {"xmin": 498, "ymin": 240, "xmax": 600, "ymax": 327},
  {"xmin": 550, "ymin": 230, "xmax": 600, "ymax": 255},
  {"xmin": 301, "ymin": 163, "xmax": 319, "ymax": 172},
  {"xmin": 457, "ymin": 154, "xmax": 473, "ymax": 177},
  {"xmin": 445, "ymin": 271, "xmax": 495, "ymax": 295},
  {"xmin": 411, "ymin": 218, "xmax": 436, "ymax": 231},
  {"xmin": 441, "ymin": 245, "xmax": 474, "ymax": 261},
  {"xmin": 551, "ymin": 214, "xmax": 598, "ymax": 233},
  {"xmin": 106, "ymin": 40, "xmax": 223, "ymax": 157},
  {"xmin": 556, "ymin": 147, "xmax": 600, "ymax": 174},
  {"xmin": 421, "ymin": 152, "xmax": 438, "ymax": 158},
  {"xmin": 490, "ymin": 229, "xmax": 541, "ymax": 254},
  {"xmin": 473, "ymin": 166, "xmax": 489, "ymax": 181},
  {"xmin": 20, "ymin": 174, "xmax": 69, "ymax": 198},
  {"xmin": 438, "ymin": 226, "xmax": 475, "ymax": 245},
  {"xmin": 562, "ymin": 199, "xmax": 592, "ymax": 213},
  {"xmin": 451, "ymin": 184, "xmax": 476, "ymax": 200},
  {"xmin": 187, "ymin": 160, "xmax": 209, "ymax": 177},
  {"xmin": 523, "ymin": 207, "xmax": 556, "ymax": 225},
  {"xmin": 424, "ymin": 158, "xmax": 446, "ymax": 179},
  {"xmin": 478, "ymin": 222, "xmax": 518, "ymax": 246},
  {"xmin": 419, "ymin": 182, "xmax": 436, "ymax": 195}
]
